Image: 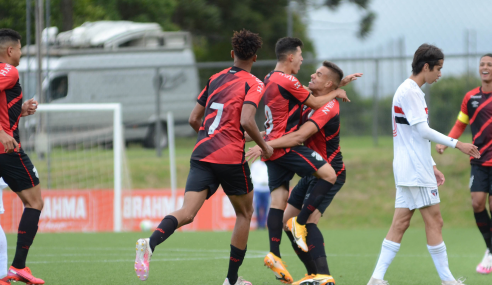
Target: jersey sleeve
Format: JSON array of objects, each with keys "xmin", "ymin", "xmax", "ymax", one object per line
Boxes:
[
  {"xmin": 400, "ymin": 90, "xmax": 428, "ymax": 126},
  {"xmin": 0, "ymin": 65, "xmax": 18, "ymax": 92},
  {"xmin": 458, "ymin": 93, "xmax": 471, "ymax": 124},
  {"xmin": 196, "ymin": 79, "xmax": 211, "ymax": 106},
  {"xmin": 308, "ymin": 100, "xmax": 338, "ymax": 130},
  {"xmin": 284, "ymin": 77, "xmax": 310, "ymax": 104},
  {"xmin": 244, "ymin": 78, "xmax": 265, "ymax": 108}
]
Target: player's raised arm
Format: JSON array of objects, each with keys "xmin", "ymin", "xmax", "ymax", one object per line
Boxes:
[{"xmin": 304, "ymin": 88, "xmax": 349, "ymax": 110}]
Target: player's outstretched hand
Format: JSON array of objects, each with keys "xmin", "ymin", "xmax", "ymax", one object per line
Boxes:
[
  {"xmin": 340, "ymin": 73, "xmax": 363, "ymax": 87},
  {"xmin": 21, "ymin": 98, "xmax": 38, "ymax": 117},
  {"xmin": 435, "ymin": 144, "xmax": 448, "ymax": 154},
  {"xmin": 0, "ymin": 130, "xmax": 19, "ymax": 153},
  {"xmin": 433, "ymin": 166, "xmax": 445, "ymax": 186},
  {"xmin": 334, "ymin": 89, "xmax": 350, "ymax": 102},
  {"xmin": 246, "ymin": 145, "xmax": 262, "ymax": 163},
  {"xmin": 456, "ymin": 141, "xmax": 481, "ymax": 159},
  {"xmin": 261, "ymin": 144, "xmax": 274, "ymax": 160}
]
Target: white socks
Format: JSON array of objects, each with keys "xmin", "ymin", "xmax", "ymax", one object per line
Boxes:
[
  {"xmin": 427, "ymin": 242, "xmax": 455, "ymax": 281},
  {"xmin": 0, "ymin": 224, "xmax": 7, "ymax": 278},
  {"xmin": 372, "ymin": 239, "xmax": 400, "ymax": 280}
]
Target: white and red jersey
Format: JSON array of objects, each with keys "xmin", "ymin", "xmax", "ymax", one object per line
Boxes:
[{"xmin": 392, "ymin": 79, "xmax": 436, "ymax": 188}]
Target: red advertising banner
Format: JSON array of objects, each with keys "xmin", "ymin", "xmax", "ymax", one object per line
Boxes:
[{"xmin": 0, "ymin": 189, "xmax": 256, "ymax": 233}]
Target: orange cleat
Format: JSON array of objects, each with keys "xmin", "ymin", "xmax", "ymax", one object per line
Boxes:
[
  {"xmin": 6, "ymin": 266, "xmax": 44, "ymax": 285},
  {"xmin": 292, "ymin": 274, "xmax": 316, "ymax": 285},
  {"xmin": 264, "ymin": 252, "xmax": 293, "ymax": 284},
  {"xmin": 0, "ymin": 276, "xmax": 9, "ymax": 285}
]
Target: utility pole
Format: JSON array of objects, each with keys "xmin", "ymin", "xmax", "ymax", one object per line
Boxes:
[
  {"xmin": 287, "ymin": 1, "xmax": 293, "ymax": 37},
  {"xmin": 35, "ymin": 0, "xmax": 43, "ymax": 104}
]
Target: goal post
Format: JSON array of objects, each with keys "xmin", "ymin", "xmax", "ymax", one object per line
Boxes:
[{"xmin": 36, "ymin": 103, "xmax": 124, "ymax": 232}]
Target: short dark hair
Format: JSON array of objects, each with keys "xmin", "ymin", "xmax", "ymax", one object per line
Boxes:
[
  {"xmin": 231, "ymin": 29, "xmax": 262, "ymax": 60},
  {"xmin": 0, "ymin": 29, "xmax": 21, "ymax": 47},
  {"xmin": 481, "ymin": 53, "xmax": 492, "ymax": 59},
  {"xmin": 322, "ymin": 61, "xmax": 344, "ymax": 87},
  {"xmin": 275, "ymin": 37, "xmax": 303, "ymax": 61},
  {"xmin": 411, "ymin": 44, "xmax": 444, "ymax": 75}
]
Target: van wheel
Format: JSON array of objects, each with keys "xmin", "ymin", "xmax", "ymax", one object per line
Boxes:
[{"xmin": 143, "ymin": 122, "xmax": 168, "ymax": 149}]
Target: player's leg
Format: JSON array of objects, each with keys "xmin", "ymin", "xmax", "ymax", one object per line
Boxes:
[
  {"xmin": 225, "ymin": 192, "xmax": 254, "ymax": 285},
  {"xmin": 1, "ymin": 151, "xmax": 44, "ymax": 284},
  {"xmin": 368, "ymin": 205, "xmax": 413, "ymax": 284},
  {"xmin": 470, "ymin": 164, "xmax": 492, "ymax": 274},
  {"xmin": 257, "ymin": 191, "xmax": 270, "ymax": 229},
  {"xmin": 420, "ymin": 204, "xmax": 458, "ymax": 283},
  {"xmin": 283, "ymin": 184, "xmax": 317, "ymax": 280}
]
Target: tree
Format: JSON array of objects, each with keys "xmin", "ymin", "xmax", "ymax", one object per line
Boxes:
[{"xmin": 324, "ymin": 0, "xmax": 376, "ymax": 38}]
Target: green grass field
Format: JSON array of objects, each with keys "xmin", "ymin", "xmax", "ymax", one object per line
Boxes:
[{"xmin": 11, "ymin": 228, "xmax": 490, "ymax": 284}]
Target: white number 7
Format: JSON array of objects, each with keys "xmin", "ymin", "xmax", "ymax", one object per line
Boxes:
[{"xmin": 208, "ymin": 102, "xmax": 224, "ymax": 135}]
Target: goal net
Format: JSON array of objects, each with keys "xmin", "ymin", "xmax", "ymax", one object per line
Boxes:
[{"xmin": 9, "ymin": 103, "xmax": 130, "ymax": 232}]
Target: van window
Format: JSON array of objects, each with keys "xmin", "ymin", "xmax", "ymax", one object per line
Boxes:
[{"xmin": 49, "ymin": 76, "xmax": 68, "ymax": 102}]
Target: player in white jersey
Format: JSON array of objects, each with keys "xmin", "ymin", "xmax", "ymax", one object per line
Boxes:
[{"xmin": 367, "ymin": 44, "xmax": 481, "ymax": 285}]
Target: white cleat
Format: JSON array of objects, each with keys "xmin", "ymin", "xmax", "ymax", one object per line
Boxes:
[
  {"xmin": 441, "ymin": 278, "xmax": 466, "ymax": 285},
  {"xmin": 222, "ymin": 276, "xmax": 252, "ymax": 285},
  {"xmin": 367, "ymin": 277, "xmax": 389, "ymax": 285},
  {"xmin": 476, "ymin": 249, "xmax": 492, "ymax": 274},
  {"xmin": 134, "ymin": 238, "xmax": 152, "ymax": 281}
]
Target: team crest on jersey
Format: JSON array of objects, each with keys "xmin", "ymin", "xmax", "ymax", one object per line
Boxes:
[
  {"xmin": 311, "ymin": 151, "xmax": 323, "ymax": 161},
  {"xmin": 430, "ymin": 189, "xmax": 438, "ymax": 197},
  {"xmin": 472, "ymin": 101, "xmax": 479, "ymax": 108}
]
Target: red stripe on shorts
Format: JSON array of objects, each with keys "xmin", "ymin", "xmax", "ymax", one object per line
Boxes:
[
  {"xmin": 242, "ymin": 164, "xmax": 249, "ymax": 193},
  {"xmin": 291, "ymin": 149, "xmax": 318, "ymax": 171},
  {"xmin": 18, "ymin": 153, "xmax": 35, "ymax": 187}
]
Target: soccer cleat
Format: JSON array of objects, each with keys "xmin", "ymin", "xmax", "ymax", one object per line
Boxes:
[
  {"xmin": 441, "ymin": 278, "xmax": 466, "ymax": 285},
  {"xmin": 6, "ymin": 266, "xmax": 44, "ymax": 284},
  {"xmin": 292, "ymin": 274, "xmax": 316, "ymax": 285},
  {"xmin": 135, "ymin": 238, "xmax": 153, "ymax": 281},
  {"xmin": 287, "ymin": 217, "xmax": 308, "ymax": 252},
  {"xmin": 0, "ymin": 277, "xmax": 9, "ymax": 285},
  {"xmin": 264, "ymin": 252, "xmax": 293, "ymax": 284},
  {"xmin": 299, "ymin": 274, "xmax": 335, "ymax": 285},
  {"xmin": 367, "ymin": 277, "xmax": 389, "ymax": 285},
  {"xmin": 476, "ymin": 249, "xmax": 492, "ymax": 274},
  {"xmin": 222, "ymin": 276, "xmax": 252, "ymax": 285}
]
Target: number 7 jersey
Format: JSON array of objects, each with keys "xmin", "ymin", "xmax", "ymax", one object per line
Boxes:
[{"xmin": 191, "ymin": 66, "xmax": 265, "ymax": 164}]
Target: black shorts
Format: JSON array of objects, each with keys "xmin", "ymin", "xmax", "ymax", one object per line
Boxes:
[
  {"xmin": 185, "ymin": 159, "xmax": 253, "ymax": 199},
  {"xmin": 265, "ymin": 145, "xmax": 327, "ymax": 192},
  {"xmin": 0, "ymin": 149, "xmax": 40, "ymax": 192},
  {"xmin": 288, "ymin": 170, "xmax": 345, "ymax": 214},
  {"xmin": 470, "ymin": 164, "xmax": 492, "ymax": 194}
]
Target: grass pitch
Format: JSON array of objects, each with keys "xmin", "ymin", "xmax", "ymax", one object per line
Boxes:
[{"xmin": 9, "ymin": 228, "xmax": 490, "ymax": 284}]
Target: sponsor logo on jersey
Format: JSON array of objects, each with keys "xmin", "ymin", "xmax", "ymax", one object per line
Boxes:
[
  {"xmin": 472, "ymin": 101, "xmax": 479, "ymax": 108},
  {"xmin": 471, "ymin": 95, "xmax": 482, "ymax": 99},
  {"xmin": 0, "ymin": 64, "xmax": 12, "ymax": 77}
]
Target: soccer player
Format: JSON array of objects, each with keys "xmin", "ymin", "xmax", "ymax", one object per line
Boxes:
[
  {"xmin": 0, "ymin": 28, "xmax": 44, "ymax": 285},
  {"xmin": 367, "ymin": 44, "xmax": 480, "ymax": 285},
  {"xmin": 435, "ymin": 53, "xmax": 492, "ymax": 274},
  {"xmin": 259, "ymin": 37, "xmax": 349, "ymax": 284},
  {"xmin": 250, "ymin": 160, "xmax": 270, "ymax": 229},
  {"xmin": 134, "ymin": 29, "xmax": 272, "ymax": 285},
  {"xmin": 248, "ymin": 61, "xmax": 357, "ymax": 285}
]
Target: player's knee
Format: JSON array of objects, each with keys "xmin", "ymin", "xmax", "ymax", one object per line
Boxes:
[
  {"xmin": 472, "ymin": 199, "xmax": 486, "ymax": 212},
  {"xmin": 394, "ymin": 220, "xmax": 410, "ymax": 233},
  {"xmin": 238, "ymin": 205, "xmax": 254, "ymax": 221},
  {"xmin": 316, "ymin": 165, "xmax": 336, "ymax": 184}
]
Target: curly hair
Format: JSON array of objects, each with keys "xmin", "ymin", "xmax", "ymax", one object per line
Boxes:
[{"xmin": 231, "ymin": 29, "xmax": 263, "ymax": 60}]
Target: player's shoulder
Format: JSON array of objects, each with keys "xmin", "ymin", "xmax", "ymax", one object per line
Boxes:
[
  {"xmin": 210, "ymin": 67, "xmax": 233, "ymax": 81},
  {"xmin": 464, "ymin": 87, "xmax": 481, "ymax": 98},
  {"xmin": 0, "ymin": 63, "xmax": 19, "ymax": 79},
  {"xmin": 396, "ymin": 79, "xmax": 422, "ymax": 99},
  {"xmin": 269, "ymin": 71, "xmax": 302, "ymax": 90},
  {"xmin": 314, "ymin": 99, "xmax": 339, "ymax": 116}
]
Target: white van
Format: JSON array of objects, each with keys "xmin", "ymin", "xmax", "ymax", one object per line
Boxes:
[{"xmin": 18, "ymin": 21, "xmax": 200, "ymax": 148}]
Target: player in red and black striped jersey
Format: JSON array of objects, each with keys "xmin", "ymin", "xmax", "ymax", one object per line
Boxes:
[
  {"xmin": 248, "ymin": 61, "xmax": 360, "ymax": 284},
  {"xmin": 0, "ymin": 29, "xmax": 44, "ymax": 285},
  {"xmin": 436, "ymin": 54, "xmax": 492, "ymax": 274},
  {"xmin": 135, "ymin": 30, "xmax": 272, "ymax": 285}
]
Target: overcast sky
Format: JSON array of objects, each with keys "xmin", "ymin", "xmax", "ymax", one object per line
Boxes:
[{"xmin": 307, "ymin": 0, "xmax": 491, "ymax": 59}]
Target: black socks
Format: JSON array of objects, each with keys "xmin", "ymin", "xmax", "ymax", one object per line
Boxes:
[
  {"xmin": 306, "ymin": 223, "xmax": 330, "ymax": 275},
  {"xmin": 474, "ymin": 210, "xmax": 492, "ymax": 252},
  {"xmin": 267, "ymin": 208, "xmax": 284, "ymax": 257},
  {"xmin": 12, "ymin": 208, "xmax": 41, "ymax": 269},
  {"xmin": 227, "ymin": 244, "xmax": 246, "ymax": 285},
  {"xmin": 297, "ymin": 180, "xmax": 333, "ymax": 225},
  {"xmin": 149, "ymin": 215, "xmax": 178, "ymax": 252},
  {"xmin": 286, "ymin": 230, "xmax": 317, "ymax": 275}
]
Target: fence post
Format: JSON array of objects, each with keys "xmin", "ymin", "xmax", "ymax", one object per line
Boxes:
[
  {"xmin": 372, "ymin": 59, "xmax": 380, "ymax": 147},
  {"xmin": 154, "ymin": 68, "xmax": 162, "ymax": 157}
]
